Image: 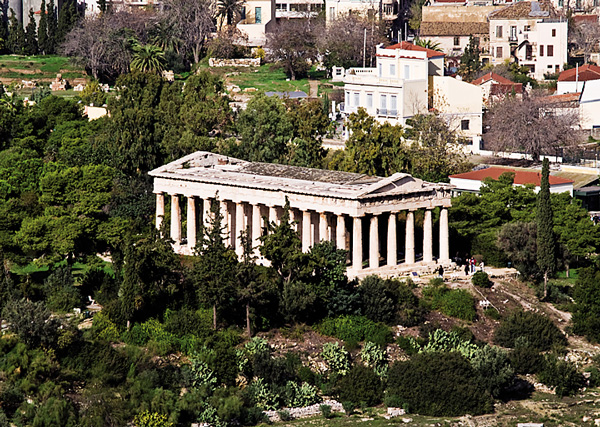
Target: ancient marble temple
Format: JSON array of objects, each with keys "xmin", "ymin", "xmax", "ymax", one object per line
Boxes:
[{"xmin": 149, "ymin": 151, "xmax": 453, "ymax": 278}]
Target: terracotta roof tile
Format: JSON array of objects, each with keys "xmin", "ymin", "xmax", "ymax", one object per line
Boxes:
[
  {"xmin": 449, "ymin": 167, "xmax": 574, "ymax": 185},
  {"xmin": 489, "ymin": 1, "xmax": 561, "ymax": 20},
  {"xmin": 558, "ymin": 64, "xmax": 600, "ymax": 82},
  {"xmin": 385, "ymin": 41, "xmax": 445, "ymax": 58},
  {"xmin": 540, "ymin": 92, "xmax": 581, "ymax": 103},
  {"xmin": 420, "ymin": 21, "xmax": 489, "ymax": 36},
  {"xmin": 472, "ymin": 72, "xmax": 515, "ymax": 85}
]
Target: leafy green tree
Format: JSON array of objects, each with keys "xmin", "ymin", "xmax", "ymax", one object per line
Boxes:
[
  {"xmin": 286, "ymin": 99, "xmax": 328, "ymax": 168},
  {"xmin": 7, "ymin": 9, "xmax": 25, "ymax": 54},
  {"xmin": 24, "ymin": 9, "xmax": 38, "ymax": 55},
  {"xmin": 537, "ymin": 158, "xmax": 556, "ymax": 299},
  {"xmin": 470, "ymin": 345, "xmax": 514, "ymax": 398},
  {"xmin": 193, "ymin": 198, "xmax": 238, "ymax": 329},
  {"xmin": 130, "ymin": 43, "xmax": 166, "ymax": 74},
  {"xmin": 458, "ymin": 36, "xmax": 481, "ymax": 81},
  {"xmin": 498, "ymin": 221, "xmax": 539, "ymax": 279},
  {"xmin": 404, "ymin": 114, "xmax": 471, "ymax": 182},
  {"xmin": 38, "ymin": 0, "xmax": 49, "ymax": 54},
  {"xmin": 414, "ymin": 38, "xmax": 442, "ymax": 51},
  {"xmin": 236, "ymin": 93, "xmax": 293, "ymax": 164},
  {"xmin": 331, "ymin": 108, "xmax": 407, "ymax": 176}
]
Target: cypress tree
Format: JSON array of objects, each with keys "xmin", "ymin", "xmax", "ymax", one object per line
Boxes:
[
  {"xmin": 47, "ymin": 0, "xmax": 57, "ymax": 53},
  {"xmin": 7, "ymin": 9, "xmax": 25, "ymax": 54},
  {"xmin": 56, "ymin": 0, "xmax": 80, "ymax": 46},
  {"xmin": 24, "ymin": 8, "xmax": 38, "ymax": 55},
  {"xmin": 38, "ymin": 0, "xmax": 48, "ymax": 54},
  {"xmin": 0, "ymin": 2, "xmax": 8, "ymax": 54},
  {"xmin": 536, "ymin": 157, "xmax": 556, "ymax": 299}
]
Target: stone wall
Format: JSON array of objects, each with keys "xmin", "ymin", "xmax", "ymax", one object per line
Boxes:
[
  {"xmin": 208, "ymin": 58, "xmax": 261, "ymax": 67},
  {"xmin": 264, "ymin": 400, "xmax": 344, "ymax": 422}
]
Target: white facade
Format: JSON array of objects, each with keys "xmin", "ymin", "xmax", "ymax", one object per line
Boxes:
[
  {"xmin": 238, "ymin": 0, "xmax": 276, "ymax": 46},
  {"xmin": 431, "ymin": 76, "xmax": 483, "ymax": 139},
  {"xmin": 489, "ymin": 2, "xmax": 568, "ymax": 81},
  {"xmin": 324, "ymin": 0, "xmax": 397, "ymax": 21},
  {"xmin": 578, "ymin": 80, "xmax": 600, "ymax": 130},
  {"xmin": 449, "ymin": 176, "xmax": 573, "ymax": 195},
  {"xmin": 275, "ymin": 0, "xmax": 322, "ymax": 19}
]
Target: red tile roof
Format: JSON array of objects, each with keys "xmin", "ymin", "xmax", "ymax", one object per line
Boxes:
[
  {"xmin": 385, "ymin": 41, "xmax": 445, "ymax": 58},
  {"xmin": 558, "ymin": 64, "xmax": 600, "ymax": 82},
  {"xmin": 540, "ymin": 92, "xmax": 581, "ymax": 104},
  {"xmin": 472, "ymin": 72, "xmax": 515, "ymax": 85},
  {"xmin": 573, "ymin": 14, "xmax": 598, "ymax": 24},
  {"xmin": 449, "ymin": 167, "xmax": 574, "ymax": 186}
]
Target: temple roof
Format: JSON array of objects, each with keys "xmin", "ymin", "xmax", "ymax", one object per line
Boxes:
[{"xmin": 149, "ymin": 151, "xmax": 452, "ymax": 201}]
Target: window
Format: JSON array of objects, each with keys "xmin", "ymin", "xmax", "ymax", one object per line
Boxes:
[
  {"xmin": 539, "ymin": 45, "xmax": 544, "ymax": 56},
  {"xmin": 367, "ymin": 93, "xmax": 373, "ymax": 108},
  {"xmin": 389, "ymin": 64, "xmax": 396, "ymax": 76},
  {"xmin": 510, "ymin": 26, "xmax": 517, "ymax": 41},
  {"xmin": 526, "ymin": 45, "xmax": 532, "ymax": 60},
  {"xmin": 496, "ymin": 46, "xmax": 503, "ymax": 58},
  {"xmin": 556, "ymin": 65, "xmax": 560, "ymax": 72},
  {"xmin": 595, "ymin": 0, "xmax": 599, "ymax": 7},
  {"xmin": 255, "ymin": 7, "xmax": 261, "ymax": 23},
  {"xmin": 390, "ymin": 95, "xmax": 397, "ymax": 114},
  {"xmin": 380, "ymin": 94, "xmax": 387, "ymax": 113},
  {"xmin": 404, "ymin": 65, "xmax": 410, "ymax": 79},
  {"xmin": 547, "ymin": 65, "xmax": 553, "ymax": 69},
  {"xmin": 558, "ymin": 0, "xmax": 564, "ymax": 6},
  {"xmin": 461, "ymin": 120, "xmax": 470, "ymax": 130},
  {"xmin": 329, "ymin": 6, "xmax": 335, "ymax": 19},
  {"xmin": 353, "ymin": 92, "xmax": 359, "ymax": 106},
  {"xmin": 345, "ymin": 91, "xmax": 349, "ymax": 107},
  {"xmin": 576, "ymin": 0, "xmax": 582, "ymax": 8},
  {"xmin": 552, "ymin": 28, "xmax": 556, "ymax": 37},
  {"xmin": 496, "ymin": 25, "xmax": 503, "ymax": 38},
  {"xmin": 454, "ymin": 36, "xmax": 460, "ymax": 46},
  {"xmin": 241, "ymin": 6, "xmax": 246, "ymax": 19},
  {"xmin": 378, "ymin": 63, "xmax": 382, "ymax": 77},
  {"xmin": 524, "ymin": 25, "xmax": 531, "ymax": 31},
  {"xmin": 547, "ymin": 45, "xmax": 554, "ymax": 56}
]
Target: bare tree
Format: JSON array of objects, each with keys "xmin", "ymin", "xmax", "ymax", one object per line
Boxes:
[
  {"xmin": 266, "ymin": 18, "xmax": 320, "ymax": 80},
  {"xmin": 484, "ymin": 94, "xmax": 582, "ymax": 161},
  {"xmin": 317, "ymin": 14, "xmax": 385, "ymax": 70},
  {"xmin": 571, "ymin": 20, "xmax": 600, "ymax": 64},
  {"xmin": 61, "ymin": 10, "xmax": 155, "ymax": 81},
  {"xmin": 160, "ymin": 0, "xmax": 215, "ymax": 65}
]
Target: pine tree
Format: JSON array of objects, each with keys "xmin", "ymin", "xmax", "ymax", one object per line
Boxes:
[
  {"xmin": 47, "ymin": 0, "xmax": 57, "ymax": 54},
  {"xmin": 7, "ymin": 9, "xmax": 25, "ymax": 54},
  {"xmin": 24, "ymin": 9, "xmax": 38, "ymax": 55},
  {"xmin": 536, "ymin": 157, "xmax": 556, "ymax": 299},
  {"xmin": 56, "ymin": 0, "xmax": 79, "ymax": 46},
  {"xmin": 38, "ymin": 0, "xmax": 48, "ymax": 54},
  {"xmin": 458, "ymin": 36, "xmax": 481, "ymax": 82}
]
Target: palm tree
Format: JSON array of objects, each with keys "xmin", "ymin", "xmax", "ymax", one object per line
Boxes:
[
  {"xmin": 218, "ymin": 0, "xmax": 244, "ymax": 27},
  {"xmin": 130, "ymin": 43, "xmax": 167, "ymax": 75},
  {"xmin": 414, "ymin": 38, "xmax": 442, "ymax": 52}
]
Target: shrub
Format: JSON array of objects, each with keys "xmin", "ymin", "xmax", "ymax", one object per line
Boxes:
[
  {"xmin": 360, "ymin": 341, "xmax": 388, "ymax": 377},
  {"xmin": 316, "ymin": 315, "xmax": 393, "ymax": 346},
  {"xmin": 472, "ymin": 271, "xmax": 491, "ymax": 288},
  {"xmin": 470, "ymin": 345, "xmax": 515, "ymax": 398},
  {"xmin": 387, "ymin": 352, "xmax": 493, "ymax": 417},
  {"xmin": 2, "ymin": 299, "xmax": 60, "ymax": 348},
  {"xmin": 133, "ymin": 411, "xmax": 173, "ymax": 427},
  {"xmin": 321, "ymin": 342, "xmax": 350, "ymax": 376},
  {"xmin": 341, "ymin": 401, "xmax": 355, "ymax": 415},
  {"xmin": 484, "ymin": 307, "xmax": 501, "ymax": 320},
  {"xmin": 509, "ymin": 337, "xmax": 543, "ymax": 375},
  {"xmin": 244, "ymin": 336, "xmax": 270, "ymax": 356},
  {"xmin": 420, "ymin": 329, "xmax": 479, "ymax": 360},
  {"xmin": 537, "ymin": 355, "xmax": 584, "ymax": 397},
  {"xmin": 284, "ymin": 381, "xmax": 321, "ymax": 408},
  {"xmin": 249, "ymin": 378, "xmax": 280, "ymax": 410},
  {"xmin": 493, "ymin": 310, "xmax": 567, "ymax": 351},
  {"xmin": 423, "ymin": 283, "xmax": 477, "ymax": 321},
  {"xmin": 320, "ymin": 404, "xmax": 333, "ymax": 419},
  {"xmin": 278, "ymin": 410, "xmax": 292, "ymax": 421},
  {"xmin": 338, "ymin": 365, "xmax": 383, "ymax": 407}
]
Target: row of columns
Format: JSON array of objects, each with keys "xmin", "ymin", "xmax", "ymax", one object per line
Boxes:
[{"xmin": 155, "ymin": 192, "xmax": 450, "ymax": 269}]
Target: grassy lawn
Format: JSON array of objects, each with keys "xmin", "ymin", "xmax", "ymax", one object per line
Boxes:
[
  {"xmin": 205, "ymin": 63, "xmax": 330, "ymax": 95},
  {"xmin": 0, "ymin": 54, "xmax": 87, "ymax": 82},
  {"xmin": 10, "ymin": 259, "xmax": 114, "ymax": 279}
]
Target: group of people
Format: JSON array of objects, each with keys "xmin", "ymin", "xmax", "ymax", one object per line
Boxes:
[{"xmin": 464, "ymin": 257, "xmax": 483, "ymax": 276}]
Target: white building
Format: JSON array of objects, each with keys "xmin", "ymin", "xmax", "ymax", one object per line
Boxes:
[
  {"xmin": 557, "ymin": 64, "xmax": 600, "ymax": 94},
  {"xmin": 150, "ymin": 151, "xmax": 454, "ymax": 278},
  {"xmin": 325, "ymin": 0, "xmax": 398, "ymax": 22},
  {"xmin": 342, "ymin": 42, "xmax": 483, "ymax": 140},
  {"xmin": 237, "ymin": 0, "xmax": 276, "ymax": 46},
  {"xmin": 488, "ymin": 1, "xmax": 568, "ymax": 81}
]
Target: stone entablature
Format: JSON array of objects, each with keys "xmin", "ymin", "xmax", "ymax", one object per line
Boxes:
[{"xmin": 149, "ymin": 151, "xmax": 453, "ymax": 278}]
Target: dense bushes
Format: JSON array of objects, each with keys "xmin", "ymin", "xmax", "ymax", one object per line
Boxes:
[
  {"xmin": 472, "ymin": 271, "xmax": 491, "ymax": 288},
  {"xmin": 387, "ymin": 352, "xmax": 493, "ymax": 416},
  {"xmin": 537, "ymin": 355, "xmax": 584, "ymax": 397},
  {"xmin": 337, "ymin": 365, "xmax": 383, "ymax": 407},
  {"xmin": 572, "ymin": 267, "xmax": 600, "ymax": 342},
  {"xmin": 315, "ymin": 315, "xmax": 393, "ymax": 347},
  {"xmin": 494, "ymin": 310, "xmax": 567, "ymax": 351},
  {"xmin": 359, "ymin": 276, "xmax": 424, "ymax": 326},
  {"xmin": 423, "ymin": 280, "xmax": 477, "ymax": 321}
]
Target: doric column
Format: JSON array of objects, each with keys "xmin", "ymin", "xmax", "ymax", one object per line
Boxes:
[
  {"xmin": 252, "ymin": 204, "xmax": 262, "ymax": 253},
  {"xmin": 170, "ymin": 194, "xmax": 181, "ymax": 245},
  {"xmin": 319, "ymin": 212, "xmax": 328, "ymax": 242},
  {"xmin": 187, "ymin": 197, "xmax": 197, "ymax": 249},
  {"xmin": 336, "ymin": 214, "xmax": 346, "ymax": 250},
  {"xmin": 292, "ymin": 209, "xmax": 302, "ymax": 233},
  {"xmin": 405, "ymin": 210, "xmax": 415, "ymax": 264},
  {"xmin": 423, "ymin": 209, "xmax": 433, "ymax": 263},
  {"xmin": 235, "ymin": 202, "xmax": 245, "ymax": 257},
  {"xmin": 352, "ymin": 216, "xmax": 363, "ymax": 270},
  {"xmin": 269, "ymin": 206, "xmax": 278, "ymax": 226},
  {"xmin": 439, "ymin": 207, "xmax": 450, "ymax": 262},
  {"xmin": 302, "ymin": 210, "xmax": 311, "ymax": 252},
  {"xmin": 220, "ymin": 200, "xmax": 229, "ymax": 246},
  {"xmin": 155, "ymin": 193, "xmax": 164, "ymax": 231},
  {"xmin": 369, "ymin": 215, "xmax": 379, "ymax": 269},
  {"xmin": 387, "ymin": 212, "xmax": 397, "ymax": 266}
]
